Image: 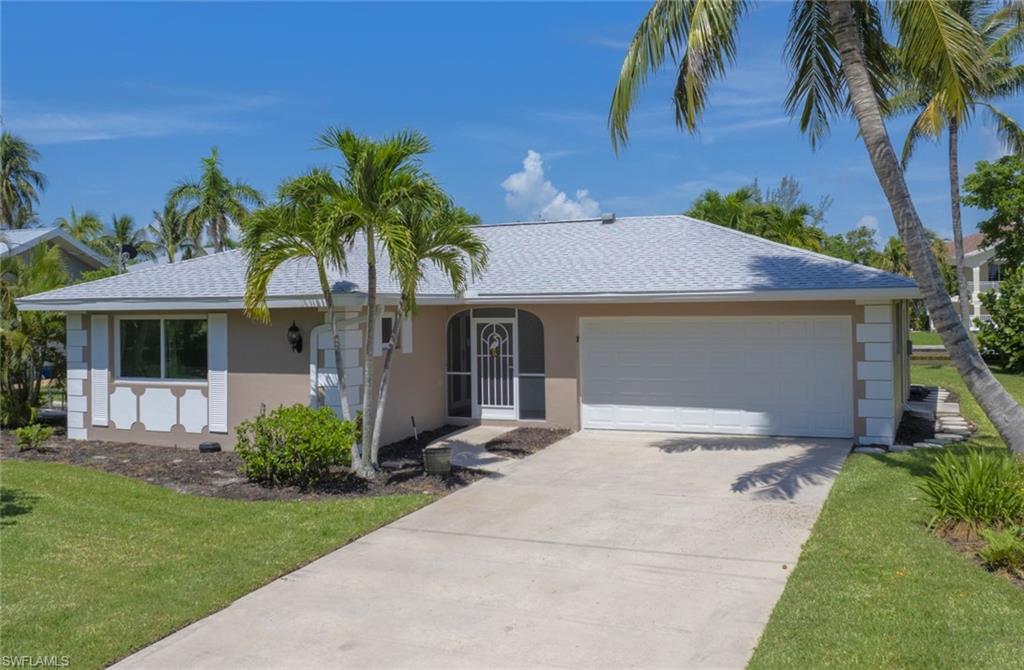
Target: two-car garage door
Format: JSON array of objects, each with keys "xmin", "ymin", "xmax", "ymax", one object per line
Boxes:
[{"xmin": 580, "ymin": 316, "xmax": 854, "ymax": 438}]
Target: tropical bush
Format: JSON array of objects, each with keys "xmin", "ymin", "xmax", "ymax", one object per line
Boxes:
[
  {"xmin": 1, "ymin": 246, "xmax": 68, "ymax": 427},
  {"xmin": 13, "ymin": 423, "xmax": 54, "ymax": 451},
  {"xmin": 919, "ymin": 450, "xmax": 1024, "ymax": 537},
  {"xmin": 976, "ymin": 268, "xmax": 1024, "ymax": 373},
  {"xmin": 978, "ymin": 527, "xmax": 1024, "ymax": 575},
  {"xmin": 234, "ymin": 405, "xmax": 355, "ymax": 489}
]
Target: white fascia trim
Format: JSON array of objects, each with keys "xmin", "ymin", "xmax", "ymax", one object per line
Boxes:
[
  {"xmin": 16, "ymin": 287, "xmax": 919, "ymax": 312},
  {"xmin": 16, "ymin": 293, "xmax": 405, "ymax": 313}
]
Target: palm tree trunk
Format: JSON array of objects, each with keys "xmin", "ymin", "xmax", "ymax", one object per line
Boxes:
[
  {"xmin": 829, "ymin": 0, "xmax": 1024, "ymax": 453},
  {"xmin": 358, "ymin": 229, "xmax": 379, "ymax": 477},
  {"xmin": 317, "ymin": 266, "xmax": 352, "ymax": 422},
  {"xmin": 948, "ymin": 118, "xmax": 971, "ymax": 327},
  {"xmin": 370, "ymin": 297, "xmax": 405, "ymax": 466}
]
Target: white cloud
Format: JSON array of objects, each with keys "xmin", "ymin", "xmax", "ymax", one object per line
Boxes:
[
  {"xmin": 6, "ymin": 90, "xmax": 278, "ymax": 144},
  {"xmin": 856, "ymin": 215, "xmax": 879, "ymax": 231},
  {"xmin": 501, "ymin": 150, "xmax": 601, "ymax": 221}
]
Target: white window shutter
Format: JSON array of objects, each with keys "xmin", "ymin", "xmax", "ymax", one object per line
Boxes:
[
  {"xmin": 208, "ymin": 313, "xmax": 228, "ymax": 433},
  {"xmin": 90, "ymin": 315, "xmax": 109, "ymax": 426},
  {"xmin": 401, "ymin": 313, "xmax": 413, "ymax": 353}
]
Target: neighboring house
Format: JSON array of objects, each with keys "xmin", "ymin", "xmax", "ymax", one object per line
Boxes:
[
  {"xmin": 0, "ymin": 227, "xmax": 109, "ymax": 280},
  {"xmin": 16, "ymin": 214, "xmax": 918, "ymax": 448},
  {"xmin": 945, "ymin": 232, "xmax": 1006, "ymax": 326}
]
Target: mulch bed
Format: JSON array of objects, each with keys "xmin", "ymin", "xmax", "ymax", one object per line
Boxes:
[
  {"xmin": 943, "ymin": 534, "xmax": 1024, "ymax": 591},
  {"xmin": 484, "ymin": 427, "xmax": 572, "ymax": 458},
  {"xmin": 0, "ymin": 423, "xmax": 567, "ymax": 502}
]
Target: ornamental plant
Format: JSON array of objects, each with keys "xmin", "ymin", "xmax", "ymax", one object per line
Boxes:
[{"xmin": 234, "ymin": 404, "xmax": 355, "ymax": 489}]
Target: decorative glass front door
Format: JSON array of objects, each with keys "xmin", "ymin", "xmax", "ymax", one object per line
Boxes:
[{"xmin": 474, "ymin": 319, "xmax": 516, "ymax": 419}]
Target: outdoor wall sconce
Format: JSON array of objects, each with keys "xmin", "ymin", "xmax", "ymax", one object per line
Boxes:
[{"xmin": 287, "ymin": 321, "xmax": 303, "ymax": 353}]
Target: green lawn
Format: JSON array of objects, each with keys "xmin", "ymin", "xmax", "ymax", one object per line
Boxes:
[
  {"xmin": 0, "ymin": 462, "xmax": 431, "ymax": 669},
  {"xmin": 749, "ymin": 365, "xmax": 1024, "ymax": 669},
  {"xmin": 910, "ymin": 330, "xmax": 942, "ymax": 346}
]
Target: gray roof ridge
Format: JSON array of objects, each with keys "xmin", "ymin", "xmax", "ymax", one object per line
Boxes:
[
  {"xmin": 676, "ymin": 213, "xmax": 915, "ymax": 283},
  {"xmin": 476, "ymin": 213, "xmax": 683, "ymax": 229}
]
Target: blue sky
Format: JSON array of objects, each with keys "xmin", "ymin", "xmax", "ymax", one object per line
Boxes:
[{"xmin": 3, "ymin": 2, "xmax": 1020, "ymax": 243}]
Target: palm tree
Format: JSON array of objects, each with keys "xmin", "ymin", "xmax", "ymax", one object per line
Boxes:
[
  {"xmin": 369, "ymin": 202, "xmax": 487, "ymax": 465},
  {"xmin": 97, "ymin": 214, "xmax": 157, "ymax": 268},
  {"xmin": 891, "ymin": 3, "xmax": 1024, "ymax": 325},
  {"xmin": 317, "ymin": 127, "xmax": 442, "ymax": 476},
  {"xmin": 55, "ymin": 207, "xmax": 104, "ymax": 244},
  {"xmin": 608, "ymin": 0, "xmax": 1024, "ymax": 452},
  {"xmin": 149, "ymin": 201, "xmax": 198, "ymax": 263},
  {"xmin": 243, "ymin": 169, "xmax": 356, "ymax": 424},
  {"xmin": 0, "ymin": 131, "xmax": 46, "ymax": 229},
  {"xmin": 686, "ymin": 187, "xmax": 760, "ymax": 231},
  {"xmin": 169, "ymin": 148, "xmax": 263, "ymax": 252}
]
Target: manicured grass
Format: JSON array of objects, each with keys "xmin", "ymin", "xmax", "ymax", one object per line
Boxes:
[
  {"xmin": 0, "ymin": 461, "xmax": 431, "ymax": 669},
  {"xmin": 749, "ymin": 365, "xmax": 1024, "ymax": 669},
  {"xmin": 910, "ymin": 330, "xmax": 942, "ymax": 346}
]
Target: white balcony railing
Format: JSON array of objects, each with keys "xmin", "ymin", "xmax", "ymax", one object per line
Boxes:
[{"xmin": 972, "ymin": 281, "xmax": 1001, "ymax": 294}]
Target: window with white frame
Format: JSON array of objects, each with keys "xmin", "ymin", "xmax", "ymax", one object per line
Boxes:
[{"xmin": 118, "ymin": 317, "xmax": 208, "ymax": 380}]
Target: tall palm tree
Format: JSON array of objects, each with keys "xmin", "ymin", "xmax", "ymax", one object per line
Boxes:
[
  {"xmin": 55, "ymin": 207, "xmax": 104, "ymax": 244},
  {"xmin": 317, "ymin": 127, "xmax": 442, "ymax": 476},
  {"xmin": 608, "ymin": 0, "xmax": 1024, "ymax": 452},
  {"xmin": 0, "ymin": 131, "xmax": 46, "ymax": 229},
  {"xmin": 148, "ymin": 201, "xmax": 199, "ymax": 263},
  {"xmin": 169, "ymin": 148, "xmax": 263, "ymax": 253},
  {"xmin": 97, "ymin": 214, "xmax": 157, "ymax": 268},
  {"xmin": 891, "ymin": 2, "xmax": 1024, "ymax": 325},
  {"xmin": 369, "ymin": 202, "xmax": 487, "ymax": 465},
  {"xmin": 243, "ymin": 169, "xmax": 357, "ymax": 424},
  {"xmin": 686, "ymin": 187, "xmax": 760, "ymax": 230}
]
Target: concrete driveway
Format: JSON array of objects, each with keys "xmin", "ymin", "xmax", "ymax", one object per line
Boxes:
[{"xmin": 115, "ymin": 431, "xmax": 850, "ymax": 669}]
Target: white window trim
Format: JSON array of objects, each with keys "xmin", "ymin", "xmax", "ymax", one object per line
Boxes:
[
  {"xmin": 374, "ymin": 311, "xmax": 413, "ymax": 356},
  {"xmin": 113, "ymin": 314, "xmax": 209, "ymax": 384}
]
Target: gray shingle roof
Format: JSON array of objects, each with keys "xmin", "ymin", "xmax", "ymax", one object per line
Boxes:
[
  {"xmin": 1, "ymin": 227, "xmax": 108, "ymax": 267},
  {"xmin": 18, "ymin": 215, "xmax": 917, "ymax": 307}
]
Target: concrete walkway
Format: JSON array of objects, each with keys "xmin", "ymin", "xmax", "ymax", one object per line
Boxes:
[
  {"xmin": 115, "ymin": 431, "xmax": 850, "ymax": 669},
  {"xmin": 428, "ymin": 425, "xmax": 517, "ymax": 473}
]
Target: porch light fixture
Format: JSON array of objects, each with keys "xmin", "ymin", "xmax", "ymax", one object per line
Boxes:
[{"xmin": 287, "ymin": 321, "xmax": 303, "ymax": 353}]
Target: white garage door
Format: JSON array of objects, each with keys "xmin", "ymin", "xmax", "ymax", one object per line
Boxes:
[{"xmin": 580, "ymin": 316, "xmax": 854, "ymax": 438}]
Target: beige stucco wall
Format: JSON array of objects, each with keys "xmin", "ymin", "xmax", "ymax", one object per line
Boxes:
[
  {"xmin": 444, "ymin": 301, "xmax": 872, "ymax": 438},
  {"xmin": 84, "ymin": 308, "xmax": 315, "ymax": 447},
  {"xmin": 79, "ymin": 306, "xmax": 449, "ymax": 449},
  {"xmin": 74, "ymin": 299, "xmax": 907, "ymax": 449}
]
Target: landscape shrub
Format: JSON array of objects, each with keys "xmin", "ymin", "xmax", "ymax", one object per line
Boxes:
[
  {"xmin": 918, "ymin": 449, "xmax": 1024, "ymax": 538},
  {"xmin": 978, "ymin": 527, "xmax": 1024, "ymax": 575},
  {"xmin": 976, "ymin": 268, "xmax": 1024, "ymax": 373},
  {"xmin": 13, "ymin": 423, "xmax": 54, "ymax": 451},
  {"xmin": 234, "ymin": 405, "xmax": 355, "ymax": 489}
]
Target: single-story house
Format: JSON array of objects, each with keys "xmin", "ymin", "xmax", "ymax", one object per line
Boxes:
[
  {"xmin": 16, "ymin": 214, "xmax": 918, "ymax": 448},
  {"xmin": 1, "ymin": 227, "xmax": 109, "ymax": 279}
]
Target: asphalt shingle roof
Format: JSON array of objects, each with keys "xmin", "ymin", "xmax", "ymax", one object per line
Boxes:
[{"xmin": 20, "ymin": 215, "xmax": 916, "ymax": 305}]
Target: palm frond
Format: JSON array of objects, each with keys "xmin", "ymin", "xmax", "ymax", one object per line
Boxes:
[
  {"xmin": 983, "ymin": 102, "xmax": 1024, "ymax": 154},
  {"xmin": 609, "ymin": 0, "xmax": 747, "ymax": 152},
  {"xmin": 890, "ymin": 0, "xmax": 985, "ymax": 116}
]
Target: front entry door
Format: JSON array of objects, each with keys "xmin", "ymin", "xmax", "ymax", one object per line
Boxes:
[{"xmin": 474, "ymin": 318, "xmax": 516, "ymax": 419}]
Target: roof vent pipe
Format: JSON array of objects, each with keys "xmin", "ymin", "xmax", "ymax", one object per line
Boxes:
[{"xmin": 600, "ymin": 212, "xmax": 616, "ymax": 224}]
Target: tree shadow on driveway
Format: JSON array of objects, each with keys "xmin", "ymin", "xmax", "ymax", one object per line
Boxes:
[{"xmin": 650, "ymin": 435, "xmax": 849, "ymax": 501}]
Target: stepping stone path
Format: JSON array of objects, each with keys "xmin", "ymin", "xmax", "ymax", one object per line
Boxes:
[{"xmin": 889, "ymin": 385, "xmax": 976, "ymax": 452}]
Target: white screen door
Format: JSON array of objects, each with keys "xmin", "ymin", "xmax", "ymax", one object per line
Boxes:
[{"xmin": 474, "ymin": 319, "xmax": 516, "ymax": 419}]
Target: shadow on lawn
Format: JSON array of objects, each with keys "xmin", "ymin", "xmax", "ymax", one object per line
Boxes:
[
  {"xmin": 1, "ymin": 487, "xmax": 38, "ymax": 528},
  {"xmin": 650, "ymin": 436, "xmax": 847, "ymax": 501}
]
